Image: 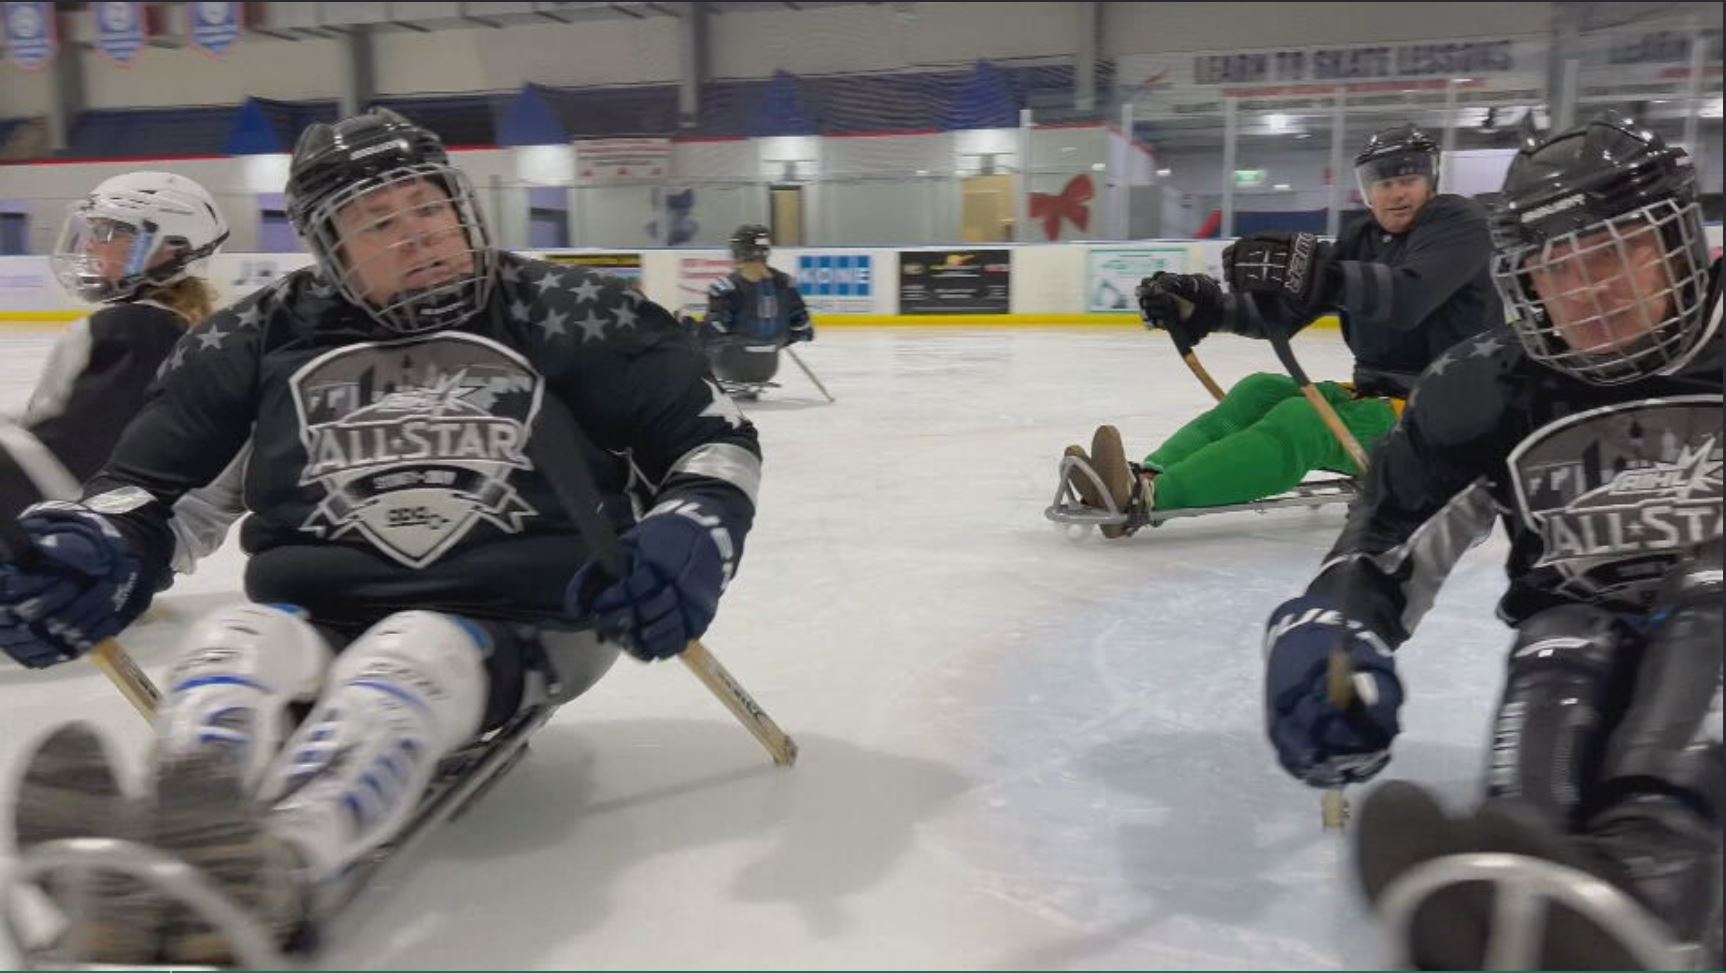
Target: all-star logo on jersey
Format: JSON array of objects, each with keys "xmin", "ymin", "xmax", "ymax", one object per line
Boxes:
[
  {"xmin": 1510, "ymin": 396, "xmax": 1723, "ymax": 607},
  {"xmin": 289, "ymin": 332, "xmax": 544, "ymax": 568}
]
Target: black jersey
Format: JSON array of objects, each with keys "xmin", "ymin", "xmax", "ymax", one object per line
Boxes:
[
  {"xmin": 1222, "ymin": 194, "xmax": 1502, "ymax": 397},
  {"xmin": 0, "ymin": 301, "xmax": 185, "ymax": 521},
  {"xmin": 1305, "ymin": 265, "xmax": 1722, "ymax": 648},
  {"xmin": 83, "ymin": 253, "xmax": 761, "ymax": 629},
  {"xmin": 706, "ymin": 269, "xmax": 811, "ymax": 342}
]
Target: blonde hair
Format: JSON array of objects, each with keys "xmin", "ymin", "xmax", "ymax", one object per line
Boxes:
[{"xmin": 144, "ymin": 276, "xmax": 219, "ymax": 327}]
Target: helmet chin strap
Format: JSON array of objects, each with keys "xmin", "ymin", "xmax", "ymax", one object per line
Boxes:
[{"xmin": 371, "ymin": 277, "xmax": 481, "ymax": 332}]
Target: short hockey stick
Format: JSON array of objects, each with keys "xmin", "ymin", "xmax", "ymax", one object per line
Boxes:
[
  {"xmin": 1154, "ymin": 295, "xmax": 1227, "ymax": 402},
  {"xmin": 529, "ymin": 391, "xmax": 798, "ymax": 767},
  {"xmin": 1260, "ymin": 316, "xmax": 1370, "ymax": 830},
  {"xmin": 784, "ymin": 346, "xmax": 835, "ymax": 403}
]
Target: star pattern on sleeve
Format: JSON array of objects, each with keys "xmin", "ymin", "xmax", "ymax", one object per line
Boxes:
[
  {"xmin": 533, "ymin": 270, "xmax": 565, "ymax": 295},
  {"xmin": 535, "ymin": 308, "xmax": 569, "ymax": 339},
  {"xmin": 512, "ymin": 264, "xmax": 653, "ymax": 348},
  {"xmin": 195, "ymin": 326, "xmax": 228, "ymax": 351},
  {"xmin": 1469, "ymin": 336, "xmax": 1506, "ymax": 358},
  {"xmin": 570, "ymin": 278, "xmax": 603, "ymax": 304}
]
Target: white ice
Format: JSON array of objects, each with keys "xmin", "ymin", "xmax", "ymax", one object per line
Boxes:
[{"xmin": 0, "ymin": 326, "xmax": 1518, "ymax": 970}]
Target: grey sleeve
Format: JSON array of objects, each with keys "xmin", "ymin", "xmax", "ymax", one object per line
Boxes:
[{"xmin": 168, "ymin": 442, "xmax": 250, "ymax": 574}]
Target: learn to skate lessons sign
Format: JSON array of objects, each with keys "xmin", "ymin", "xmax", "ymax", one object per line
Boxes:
[
  {"xmin": 898, "ymin": 249, "xmax": 1009, "ymax": 314},
  {"xmin": 795, "ymin": 253, "xmax": 873, "ymax": 314},
  {"xmin": 1087, "ymin": 247, "xmax": 1188, "ymax": 313}
]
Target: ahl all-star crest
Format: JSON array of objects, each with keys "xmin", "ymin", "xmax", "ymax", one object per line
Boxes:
[
  {"xmin": 1509, "ymin": 395, "xmax": 1723, "ymax": 607},
  {"xmin": 289, "ymin": 332, "xmax": 544, "ymax": 568}
]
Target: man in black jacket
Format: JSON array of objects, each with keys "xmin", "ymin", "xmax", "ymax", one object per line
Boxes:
[{"xmin": 1065, "ymin": 125, "xmax": 1500, "ymax": 536}]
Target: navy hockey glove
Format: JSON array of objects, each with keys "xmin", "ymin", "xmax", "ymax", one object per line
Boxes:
[
  {"xmin": 1263, "ymin": 595, "xmax": 1403, "ymax": 788},
  {"xmin": 1137, "ymin": 272, "xmax": 1223, "ymax": 348},
  {"xmin": 1223, "ymin": 232, "xmax": 1332, "ymax": 319},
  {"xmin": 0, "ymin": 503, "xmax": 147, "ymax": 669},
  {"xmin": 566, "ymin": 500, "xmax": 734, "ymax": 662}
]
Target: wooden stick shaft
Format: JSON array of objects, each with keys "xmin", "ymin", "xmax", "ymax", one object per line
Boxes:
[
  {"xmin": 89, "ymin": 639, "xmax": 159, "ymax": 719},
  {"xmin": 1297, "ymin": 384, "xmax": 1370, "ymax": 471},
  {"xmin": 679, "ymin": 640, "xmax": 798, "ymax": 766},
  {"xmin": 525, "ymin": 386, "xmax": 797, "ymax": 768},
  {"xmin": 1181, "ymin": 352, "xmax": 1227, "ymax": 403}
]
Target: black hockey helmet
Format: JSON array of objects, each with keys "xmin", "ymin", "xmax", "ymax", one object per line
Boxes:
[
  {"xmin": 1489, "ymin": 111, "xmax": 1715, "ymax": 385},
  {"xmin": 285, "ymin": 107, "xmax": 495, "ymax": 334},
  {"xmin": 1353, "ymin": 123, "xmax": 1441, "ymax": 196},
  {"xmin": 730, "ymin": 224, "xmax": 772, "ymax": 263}
]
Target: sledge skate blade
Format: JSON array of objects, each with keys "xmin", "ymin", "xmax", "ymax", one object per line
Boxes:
[
  {"xmin": 3, "ymin": 838, "xmax": 288, "ymax": 971},
  {"xmin": 1377, "ymin": 851, "xmax": 1690, "ymax": 971}
]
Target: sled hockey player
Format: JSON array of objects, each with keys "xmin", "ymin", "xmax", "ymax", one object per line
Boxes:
[
  {"xmin": 2, "ymin": 171, "xmax": 240, "ymax": 570},
  {"xmin": 0, "ymin": 107, "xmax": 761, "ymax": 964},
  {"xmin": 1260, "ymin": 113, "xmax": 1721, "ymax": 969},
  {"xmin": 1063, "ymin": 123, "xmax": 1500, "ymax": 537},
  {"xmin": 699, "ymin": 223, "xmax": 812, "ymax": 398}
]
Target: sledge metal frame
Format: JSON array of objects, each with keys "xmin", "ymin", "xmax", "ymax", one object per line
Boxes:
[
  {"xmin": 1044, "ymin": 452, "xmax": 1359, "ymax": 530},
  {"xmin": 1377, "ymin": 852, "xmax": 1691, "ymax": 970},
  {"xmin": 2, "ymin": 696, "xmax": 559, "ymax": 971}
]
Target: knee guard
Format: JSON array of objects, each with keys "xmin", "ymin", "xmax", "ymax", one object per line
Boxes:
[
  {"xmin": 153, "ymin": 603, "xmax": 332, "ymax": 792},
  {"xmin": 259, "ymin": 610, "xmax": 488, "ymax": 880},
  {"xmin": 1600, "ymin": 543, "xmax": 1724, "ymax": 822},
  {"xmin": 1488, "ymin": 604, "xmax": 1637, "ymax": 825}
]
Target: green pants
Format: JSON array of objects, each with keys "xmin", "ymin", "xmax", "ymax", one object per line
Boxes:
[{"xmin": 1144, "ymin": 372, "xmax": 1399, "ymax": 511}]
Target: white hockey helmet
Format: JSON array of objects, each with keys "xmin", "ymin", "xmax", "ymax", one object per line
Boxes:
[{"xmin": 51, "ymin": 170, "xmax": 229, "ymax": 304}]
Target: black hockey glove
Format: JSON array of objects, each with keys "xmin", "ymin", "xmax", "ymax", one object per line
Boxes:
[
  {"xmin": 1136, "ymin": 272, "xmax": 1223, "ymax": 348},
  {"xmin": 1263, "ymin": 595, "xmax": 1403, "ymax": 788},
  {"xmin": 0, "ymin": 503, "xmax": 149, "ymax": 669},
  {"xmin": 1223, "ymin": 232, "xmax": 1333, "ymax": 319}
]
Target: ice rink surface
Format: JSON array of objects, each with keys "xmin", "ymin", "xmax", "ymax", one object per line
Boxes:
[{"xmin": 0, "ymin": 325, "xmax": 1517, "ymax": 969}]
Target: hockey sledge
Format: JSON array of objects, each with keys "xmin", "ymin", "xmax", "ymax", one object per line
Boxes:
[
  {"xmin": 2, "ymin": 674, "xmax": 563, "ymax": 970},
  {"xmin": 1375, "ymin": 852, "xmax": 1696, "ymax": 970},
  {"xmin": 678, "ymin": 305, "xmax": 833, "ymax": 403},
  {"xmin": 1044, "ymin": 449, "xmax": 1359, "ymax": 533}
]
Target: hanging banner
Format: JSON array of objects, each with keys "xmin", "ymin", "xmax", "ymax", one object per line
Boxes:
[
  {"xmin": 574, "ymin": 138, "xmax": 672, "ymax": 185},
  {"xmin": 1086, "ymin": 248, "xmax": 1188, "ymax": 313},
  {"xmin": 898, "ymin": 249, "xmax": 1010, "ymax": 314},
  {"xmin": 187, "ymin": 0, "xmax": 240, "ymax": 58},
  {"xmin": 1118, "ymin": 35, "xmax": 1548, "ymax": 117},
  {"xmin": 3, "ymin": 2, "xmax": 56, "ymax": 72},
  {"xmin": 92, "ymin": 1, "xmax": 145, "ymax": 66}
]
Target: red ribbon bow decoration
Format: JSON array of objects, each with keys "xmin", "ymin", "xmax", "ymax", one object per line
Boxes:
[{"xmin": 1028, "ymin": 174, "xmax": 1094, "ymax": 241}]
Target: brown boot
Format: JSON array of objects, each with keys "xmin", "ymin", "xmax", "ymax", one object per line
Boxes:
[{"xmin": 1088, "ymin": 426, "xmax": 1139, "ymax": 538}]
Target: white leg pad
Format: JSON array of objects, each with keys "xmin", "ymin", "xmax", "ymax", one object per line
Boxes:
[
  {"xmin": 258, "ymin": 610, "xmax": 488, "ymax": 881},
  {"xmin": 153, "ymin": 602, "xmax": 333, "ymax": 793}
]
